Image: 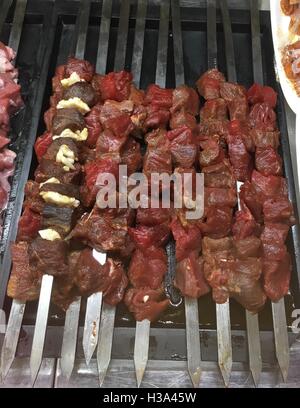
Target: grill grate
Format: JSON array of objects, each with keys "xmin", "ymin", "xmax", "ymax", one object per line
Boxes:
[{"xmin": 0, "ymin": 0, "xmax": 300, "ymax": 388}]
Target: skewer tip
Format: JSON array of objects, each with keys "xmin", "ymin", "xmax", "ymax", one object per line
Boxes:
[
  {"xmin": 189, "ymin": 367, "xmax": 201, "ymax": 388},
  {"xmin": 219, "ymin": 360, "xmax": 232, "ymax": 388},
  {"xmin": 280, "ymin": 366, "xmax": 289, "ymax": 383},
  {"xmin": 135, "ymin": 367, "xmax": 145, "ymax": 388},
  {"xmin": 98, "ymin": 369, "xmax": 107, "ymax": 388},
  {"xmin": 250, "ymin": 368, "xmax": 261, "ymax": 388}
]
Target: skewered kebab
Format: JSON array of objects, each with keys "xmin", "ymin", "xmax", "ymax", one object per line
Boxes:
[{"xmin": 0, "ymin": 41, "xmax": 23, "ymax": 232}]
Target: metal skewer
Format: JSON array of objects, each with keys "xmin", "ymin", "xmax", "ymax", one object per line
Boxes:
[
  {"xmin": 171, "ymin": 0, "xmax": 202, "ymax": 388},
  {"xmin": 97, "ymin": 0, "xmax": 135, "ymax": 387},
  {"xmin": 206, "ymin": 0, "xmax": 232, "ymax": 387},
  {"xmin": 249, "ymin": 0, "xmax": 289, "ymax": 382},
  {"xmin": 133, "ymin": 0, "xmax": 170, "ymax": 388},
  {"xmin": 30, "ymin": 275, "xmax": 53, "ymax": 385}
]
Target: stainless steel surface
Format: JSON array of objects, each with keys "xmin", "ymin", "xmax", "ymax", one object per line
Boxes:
[
  {"xmin": 131, "ymin": 0, "xmax": 147, "ymax": 86},
  {"xmin": 245, "ymin": 311, "xmax": 262, "ymax": 387},
  {"xmin": 134, "ymin": 320, "xmax": 150, "ymax": 387},
  {"xmin": 75, "ymin": 0, "xmax": 91, "ymax": 59},
  {"xmin": 184, "ymin": 298, "xmax": 201, "ymax": 388},
  {"xmin": 83, "ymin": 292, "xmax": 103, "ymax": 365},
  {"xmin": 97, "ymin": 304, "xmax": 116, "ymax": 387},
  {"xmin": 114, "ymin": 0, "xmax": 130, "ymax": 71},
  {"xmin": 30, "ymin": 274, "xmax": 53, "ymax": 385},
  {"xmin": 96, "ymin": 0, "xmax": 113, "ymax": 74},
  {"xmin": 216, "ymin": 301, "xmax": 232, "ymax": 387},
  {"xmin": 8, "ymin": 0, "xmax": 27, "ymax": 53},
  {"xmin": 0, "ymin": 300, "xmax": 25, "ymax": 381},
  {"xmin": 60, "ymin": 298, "xmax": 81, "ymax": 381},
  {"xmin": 272, "ymin": 299, "xmax": 290, "ymax": 382}
]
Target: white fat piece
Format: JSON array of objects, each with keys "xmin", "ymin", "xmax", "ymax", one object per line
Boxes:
[
  {"xmin": 92, "ymin": 249, "xmax": 107, "ymax": 266},
  {"xmin": 56, "ymin": 144, "xmax": 77, "ymax": 171},
  {"xmin": 39, "ymin": 177, "xmax": 60, "ymax": 187},
  {"xmin": 60, "ymin": 72, "xmax": 85, "ymax": 88},
  {"xmin": 39, "ymin": 191, "xmax": 80, "ymax": 208},
  {"xmin": 53, "ymin": 127, "xmax": 88, "ymax": 142},
  {"xmin": 143, "ymin": 295, "xmax": 149, "ymax": 303},
  {"xmin": 38, "ymin": 228, "xmax": 61, "ymax": 241},
  {"xmin": 56, "ymin": 97, "xmax": 90, "ymax": 114}
]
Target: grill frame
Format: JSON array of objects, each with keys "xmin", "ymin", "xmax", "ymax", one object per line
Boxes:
[{"xmin": 0, "ymin": 0, "xmax": 300, "ymax": 388}]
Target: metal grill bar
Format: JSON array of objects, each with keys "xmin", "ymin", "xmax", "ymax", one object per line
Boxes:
[
  {"xmin": 8, "ymin": 0, "xmax": 27, "ymax": 52},
  {"xmin": 0, "ymin": 0, "xmax": 13, "ymax": 35},
  {"xmin": 96, "ymin": 0, "xmax": 113, "ymax": 75},
  {"xmin": 74, "ymin": 0, "xmax": 91, "ymax": 59},
  {"xmin": 250, "ymin": 0, "xmax": 263, "ymax": 85},
  {"xmin": 220, "ymin": 0, "xmax": 262, "ymax": 387},
  {"xmin": 156, "ymin": 1, "xmax": 170, "ymax": 87},
  {"xmin": 207, "ymin": 0, "xmax": 217, "ymax": 70},
  {"xmin": 134, "ymin": 0, "xmax": 170, "ymax": 387},
  {"xmin": 171, "ymin": 0, "xmax": 184, "ymax": 85},
  {"xmin": 131, "ymin": 0, "xmax": 147, "ymax": 86},
  {"xmin": 207, "ymin": 0, "xmax": 232, "ymax": 387},
  {"xmin": 114, "ymin": 0, "xmax": 131, "ymax": 71}
]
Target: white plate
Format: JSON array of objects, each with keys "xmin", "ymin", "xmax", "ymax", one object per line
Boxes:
[
  {"xmin": 270, "ymin": 0, "xmax": 300, "ymax": 113},
  {"xmin": 270, "ymin": 1, "xmax": 300, "ymax": 208}
]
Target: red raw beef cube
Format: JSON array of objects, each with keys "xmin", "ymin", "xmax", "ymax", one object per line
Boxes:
[
  {"xmin": 34, "ymin": 132, "xmax": 53, "ymax": 162},
  {"xmin": 263, "ymin": 196, "xmax": 295, "ymax": 225},
  {"xmin": 249, "ymin": 103, "xmax": 277, "ymax": 131},
  {"xmin": 251, "ymin": 170, "xmax": 287, "ymax": 198},
  {"xmin": 129, "ymin": 224, "xmax": 170, "ymax": 250},
  {"xmin": 227, "ymin": 131, "xmax": 253, "ymax": 181},
  {"xmin": 145, "ymin": 104, "xmax": 170, "ymax": 129},
  {"xmin": 232, "ymin": 201, "xmax": 261, "ymax": 239},
  {"xmin": 175, "ymin": 251, "xmax": 210, "ymax": 298},
  {"xmin": 220, "ymin": 81, "xmax": 247, "ymax": 101},
  {"xmin": 96, "ymin": 129, "xmax": 127, "ymax": 155},
  {"xmin": 98, "ymin": 71, "xmax": 132, "ymax": 102},
  {"xmin": 198, "ymin": 206, "xmax": 233, "ymax": 239},
  {"xmin": 128, "ymin": 246, "xmax": 167, "ymax": 289},
  {"xmin": 205, "ymin": 187, "xmax": 237, "ymax": 208},
  {"xmin": 145, "ymin": 84, "xmax": 173, "ymax": 109},
  {"xmin": 171, "ymin": 85, "xmax": 199, "ymax": 115},
  {"xmin": 85, "ymin": 104, "xmax": 103, "ymax": 148},
  {"xmin": 261, "ymin": 222, "xmax": 289, "ymax": 261},
  {"xmin": 100, "ymin": 101, "xmax": 134, "ymax": 138},
  {"xmin": 170, "ymin": 217, "xmax": 202, "ymax": 261},
  {"xmin": 255, "ymin": 146, "xmax": 282, "ymax": 176},
  {"xmin": 263, "ymin": 254, "xmax": 291, "ymax": 301},
  {"xmin": 200, "ymin": 98, "xmax": 228, "ymax": 121},
  {"xmin": 124, "ymin": 287, "xmax": 169, "ymax": 322},
  {"xmin": 196, "ymin": 69, "xmax": 226, "ymax": 100},
  {"xmin": 199, "ymin": 136, "xmax": 225, "ymax": 168},
  {"xmin": 17, "ymin": 207, "xmax": 42, "ymax": 241},
  {"xmin": 65, "ymin": 57, "xmax": 95, "ymax": 82},
  {"xmin": 247, "ymin": 83, "xmax": 277, "ymax": 108}
]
